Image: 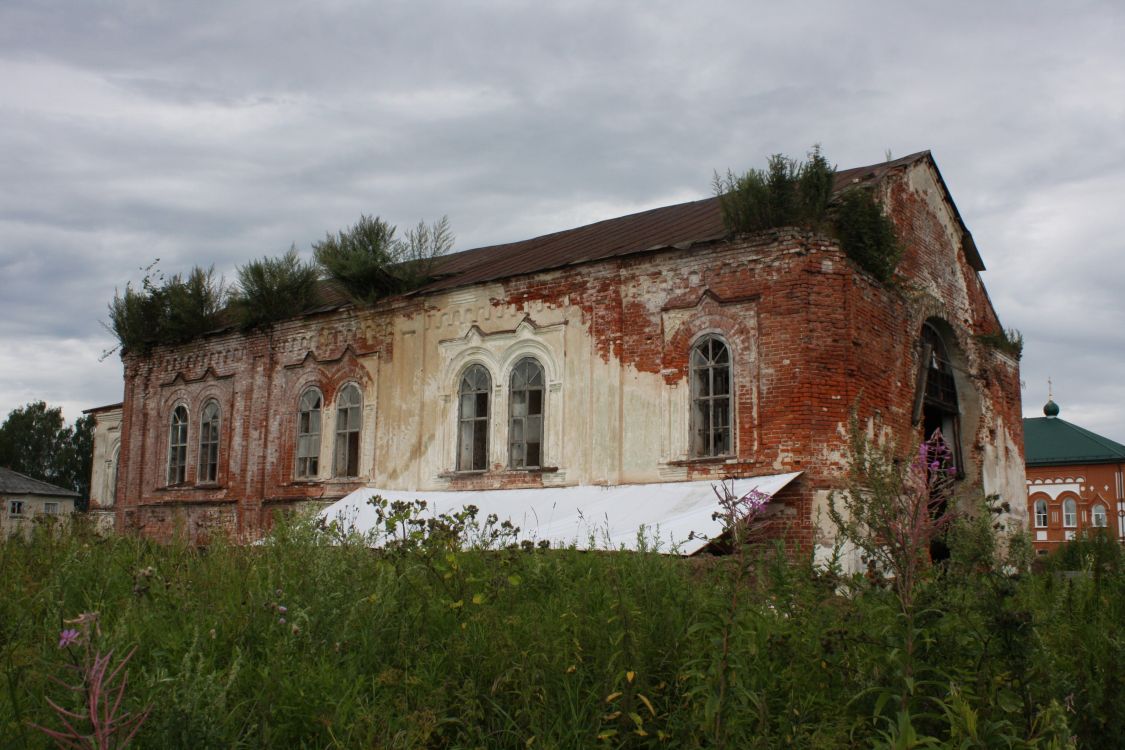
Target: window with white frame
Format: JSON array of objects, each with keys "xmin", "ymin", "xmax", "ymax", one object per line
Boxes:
[
  {"xmin": 334, "ymin": 384, "xmax": 362, "ymax": 478},
  {"xmin": 167, "ymin": 405, "xmax": 189, "ymax": 485},
  {"xmin": 1063, "ymin": 498, "xmax": 1077, "ymax": 528},
  {"xmin": 44, "ymin": 502, "xmax": 59, "ymax": 515},
  {"xmin": 509, "ymin": 357, "xmax": 544, "ymax": 469},
  {"xmin": 1092, "ymin": 504, "xmax": 1108, "ymax": 528},
  {"xmin": 458, "ymin": 364, "xmax": 491, "ymax": 471},
  {"xmin": 8, "ymin": 500, "xmax": 24, "ymax": 516},
  {"xmin": 690, "ymin": 335, "xmax": 732, "ymax": 457},
  {"xmin": 198, "ymin": 400, "xmax": 221, "ymax": 483},
  {"xmin": 1034, "ymin": 499, "xmax": 1048, "ymax": 528},
  {"xmin": 296, "ymin": 388, "xmax": 322, "ymax": 478}
]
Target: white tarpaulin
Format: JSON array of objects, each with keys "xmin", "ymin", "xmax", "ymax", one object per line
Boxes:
[{"xmin": 317, "ymin": 471, "xmax": 802, "ymax": 556}]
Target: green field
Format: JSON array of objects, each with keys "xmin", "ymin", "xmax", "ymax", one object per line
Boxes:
[{"xmin": 1, "ymin": 509, "xmax": 1119, "ymax": 749}]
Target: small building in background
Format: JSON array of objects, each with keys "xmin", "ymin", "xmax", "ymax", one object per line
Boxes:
[
  {"xmin": 1025, "ymin": 399, "xmax": 1125, "ymax": 556},
  {"xmin": 0, "ymin": 467, "xmax": 79, "ymax": 538}
]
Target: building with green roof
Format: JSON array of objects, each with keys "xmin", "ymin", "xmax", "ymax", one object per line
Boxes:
[{"xmin": 1025, "ymin": 399, "xmax": 1125, "ymax": 555}]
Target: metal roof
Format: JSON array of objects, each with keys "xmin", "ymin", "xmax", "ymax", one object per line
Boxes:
[
  {"xmin": 0, "ymin": 467, "xmax": 80, "ymax": 497},
  {"xmin": 1024, "ymin": 417, "xmax": 1125, "ymax": 466},
  {"xmin": 319, "ymin": 472, "xmax": 802, "ymax": 556},
  {"xmin": 412, "ymin": 150, "xmax": 980, "ymax": 296}
]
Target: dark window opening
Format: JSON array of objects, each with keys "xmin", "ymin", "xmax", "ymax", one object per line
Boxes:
[
  {"xmin": 509, "ymin": 358, "xmax": 545, "ymax": 469},
  {"xmin": 198, "ymin": 400, "xmax": 221, "ymax": 483},
  {"xmin": 297, "ymin": 388, "xmax": 322, "ymax": 478},
  {"xmin": 458, "ymin": 365, "xmax": 491, "ymax": 471},
  {"xmin": 167, "ymin": 405, "xmax": 188, "ymax": 485},
  {"xmin": 334, "ymin": 385, "xmax": 362, "ymax": 478},
  {"xmin": 691, "ymin": 336, "xmax": 732, "ymax": 457}
]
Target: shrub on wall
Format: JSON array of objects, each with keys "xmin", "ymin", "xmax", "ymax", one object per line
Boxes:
[
  {"xmin": 976, "ymin": 328, "xmax": 1024, "ymax": 360},
  {"xmin": 314, "ymin": 214, "xmax": 453, "ymax": 304},
  {"xmin": 715, "ymin": 146, "xmax": 903, "ymax": 284},
  {"xmin": 832, "ymin": 186, "xmax": 903, "ymax": 283},
  {"xmin": 108, "ymin": 264, "xmax": 227, "ymax": 354},
  {"xmin": 230, "ymin": 248, "xmax": 320, "ymax": 330}
]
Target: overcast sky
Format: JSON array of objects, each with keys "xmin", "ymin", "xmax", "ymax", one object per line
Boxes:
[{"xmin": 2, "ymin": 0, "xmax": 1123, "ymax": 442}]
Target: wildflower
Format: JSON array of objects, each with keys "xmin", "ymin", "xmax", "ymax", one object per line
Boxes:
[
  {"xmin": 278, "ymin": 617, "xmax": 286, "ymax": 625},
  {"xmin": 277, "ymin": 605, "xmax": 287, "ymax": 614},
  {"xmin": 58, "ymin": 629, "xmax": 79, "ymax": 649},
  {"xmin": 290, "ymin": 624, "xmax": 300, "ymax": 635}
]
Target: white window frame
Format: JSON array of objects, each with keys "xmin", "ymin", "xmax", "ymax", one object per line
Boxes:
[
  {"xmin": 1092, "ymin": 504, "xmax": 1108, "ymax": 528},
  {"xmin": 1034, "ymin": 499, "xmax": 1048, "ymax": 528},
  {"xmin": 1063, "ymin": 498, "xmax": 1077, "ymax": 528}
]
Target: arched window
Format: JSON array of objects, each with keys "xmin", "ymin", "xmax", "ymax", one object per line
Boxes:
[
  {"xmin": 296, "ymin": 388, "xmax": 322, "ymax": 478},
  {"xmin": 334, "ymin": 384, "xmax": 362, "ymax": 478},
  {"xmin": 916, "ymin": 322, "xmax": 964, "ymax": 478},
  {"xmin": 1034, "ymin": 499, "xmax": 1048, "ymax": 528},
  {"xmin": 509, "ymin": 358, "xmax": 545, "ymax": 469},
  {"xmin": 458, "ymin": 365, "xmax": 491, "ymax": 471},
  {"xmin": 167, "ymin": 405, "xmax": 188, "ymax": 485},
  {"xmin": 1063, "ymin": 498, "xmax": 1077, "ymax": 528},
  {"xmin": 690, "ymin": 336, "xmax": 732, "ymax": 457},
  {"xmin": 1092, "ymin": 504, "xmax": 1108, "ymax": 528},
  {"xmin": 198, "ymin": 400, "xmax": 221, "ymax": 483}
]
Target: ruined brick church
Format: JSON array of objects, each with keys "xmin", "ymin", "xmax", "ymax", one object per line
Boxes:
[{"xmin": 88, "ymin": 151, "xmax": 1026, "ymax": 556}]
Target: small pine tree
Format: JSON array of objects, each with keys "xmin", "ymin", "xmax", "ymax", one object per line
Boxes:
[{"xmin": 231, "ymin": 248, "xmax": 320, "ymax": 330}]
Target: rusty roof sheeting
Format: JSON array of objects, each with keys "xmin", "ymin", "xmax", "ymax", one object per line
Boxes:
[{"xmin": 414, "ymin": 151, "xmax": 975, "ymax": 296}]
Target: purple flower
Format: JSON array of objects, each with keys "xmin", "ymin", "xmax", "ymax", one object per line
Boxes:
[
  {"xmin": 278, "ymin": 617, "xmax": 286, "ymax": 625},
  {"xmin": 58, "ymin": 629, "xmax": 79, "ymax": 649},
  {"xmin": 277, "ymin": 605, "xmax": 287, "ymax": 614}
]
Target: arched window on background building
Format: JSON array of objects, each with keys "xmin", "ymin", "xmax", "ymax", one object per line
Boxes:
[
  {"xmin": 334, "ymin": 384, "xmax": 362, "ymax": 478},
  {"xmin": 1092, "ymin": 503, "xmax": 1108, "ymax": 528},
  {"xmin": 167, "ymin": 405, "xmax": 188, "ymax": 485},
  {"xmin": 690, "ymin": 336, "xmax": 732, "ymax": 458},
  {"xmin": 458, "ymin": 365, "xmax": 491, "ymax": 471},
  {"xmin": 296, "ymin": 388, "xmax": 322, "ymax": 478},
  {"xmin": 1063, "ymin": 498, "xmax": 1077, "ymax": 528},
  {"xmin": 198, "ymin": 400, "xmax": 221, "ymax": 483},
  {"xmin": 1034, "ymin": 499, "xmax": 1048, "ymax": 528},
  {"xmin": 509, "ymin": 358, "xmax": 544, "ymax": 469}
]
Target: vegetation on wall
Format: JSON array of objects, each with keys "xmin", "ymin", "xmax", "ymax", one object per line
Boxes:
[
  {"xmin": 229, "ymin": 248, "xmax": 321, "ymax": 330},
  {"xmin": 314, "ymin": 214, "xmax": 454, "ymax": 305},
  {"xmin": 715, "ymin": 146, "xmax": 903, "ymax": 283},
  {"xmin": 713, "ymin": 146, "xmax": 835, "ymax": 233},
  {"xmin": 106, "ymin": 216, "xmax": 453, "ymax": 352},
  {"xmin": 977, "ymin": 327, "xmax": 1025, "ymax": 360},
  {"xmin": 107, "ymin": 263, "xmax": 227, "ymax": 355}
]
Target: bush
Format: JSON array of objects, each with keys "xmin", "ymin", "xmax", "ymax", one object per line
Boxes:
[
  {"xmin": 230, "ymin": 248, "xmax": 321, "ymax": 330},
  {"xmin": 832, "ymin": 187, "xmax": 903, "ymax": 283},
  {"xmin": 715, "ymin": 146, "xmax": 904, "ymax": 284},
  {"xmin": 314, "ymin": 214, "xmax": 453, "ymax": 304},
  {"xmin": 977, "ymin": 327, "xmax": 1025, "ymax": 360},
  {"xmin": 713, "ymin": 145, "xmax": 835, "ymax": 234},
  {"xmin": 107, "ymin": 263, "xmax": 227, "ymax": 354}
]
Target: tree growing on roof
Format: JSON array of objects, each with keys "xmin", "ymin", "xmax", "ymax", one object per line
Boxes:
[
  {"xmin": 107, "ymin": 262, "xmax": 227, "ymax": 354},
  {"xmin": 313, "ymin": 214, "xmax": 454, "ymax": 304},
  {"xmin": 230, "ymin": 248, "xmax": 321, "ymax": 330},
  {"xmin": 714, "ymin": 145, "xmax": 902, "ymax": 283}
]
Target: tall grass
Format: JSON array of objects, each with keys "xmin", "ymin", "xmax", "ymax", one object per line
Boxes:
[{"xmin": 0, "ymin": 514, "xmax": 1116, "ymax": 748}]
